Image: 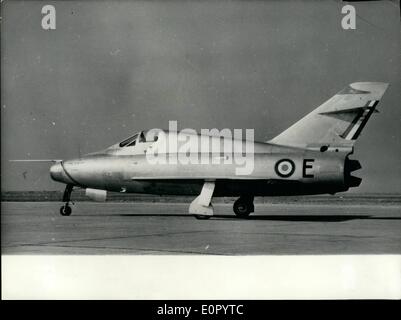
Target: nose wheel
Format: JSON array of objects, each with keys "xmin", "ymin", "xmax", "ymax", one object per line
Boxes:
[
  {"xmin": 60, "ymin": 184, "xmax": 74, "ymax": 216},
  {"xmin": 60, "ymin": 204, "xmax": 72, "ymax": 216}
]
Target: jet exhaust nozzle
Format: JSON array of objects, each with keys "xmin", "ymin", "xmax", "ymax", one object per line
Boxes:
[
  {"xmin": 345, "ymin": 158, "xmax": 362, "ymax": 188},
  {"xmin": 346, "ymin": 175, "xmax": 362, "ymax": 187},
  {"xmin": 347, "ymin": 159, "xmax": 362, "ymax": 172}
]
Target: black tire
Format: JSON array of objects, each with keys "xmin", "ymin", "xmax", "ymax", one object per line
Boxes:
[
  {"xmin": 60, "ymin": 205, "xmax": 72, "ymax": 216},
  {"xmin": 233, "ymin": 200, "xmax": 253, "ymax": 218},
  {"xmin": 194, "ymin": 215, "xmax": 211, "ymax": 220}
]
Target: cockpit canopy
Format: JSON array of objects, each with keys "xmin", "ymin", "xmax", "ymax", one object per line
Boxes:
[{"xmin": 118, "ymin": 130, "xmax": 160, "ymax": 148}]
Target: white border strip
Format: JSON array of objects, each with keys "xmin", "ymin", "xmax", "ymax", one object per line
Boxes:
[{"xmin": 2, "ymin": 255, "xmax": 401, "ymax": 300}]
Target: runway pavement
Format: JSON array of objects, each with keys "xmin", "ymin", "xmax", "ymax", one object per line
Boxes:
[{"xmin": 2, "ymin": 201, "xmax": 400, "ymax": 255}]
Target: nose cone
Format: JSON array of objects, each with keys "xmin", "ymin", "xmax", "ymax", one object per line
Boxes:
[{"xmin": 50, "ymin": 162, "xmax": 64, "ymax": 183}]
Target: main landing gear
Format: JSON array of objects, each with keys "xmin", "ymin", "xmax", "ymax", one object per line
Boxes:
[
  {"xmin": 189, "ymin": 182, "xmax": 255, "ymax": 219},
  {"xmin": 189, "ymin": 181, "xmax": 215, "ymax": 220},
  {"xmin": 233, "ymin": 196, "xmax": 254, "ymax": 219},
  {"xmin": 60, "ymin": 184, "xmax": 74, "ymax": 216}
]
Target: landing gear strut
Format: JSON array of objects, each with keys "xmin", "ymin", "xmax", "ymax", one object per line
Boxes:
[
  {"xmin": 233, "ymin": 196, "xmax": 254, "ymax": 218},
  {"xmin": 60, "ymin": 184, "xmax": 74, "ymax": 216},
  {"xmin": 189, "ymin": 181, "xmax": 215, "ymax": 220}
]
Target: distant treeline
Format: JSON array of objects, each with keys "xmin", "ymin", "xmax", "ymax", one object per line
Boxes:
[{"xmin": 1, "ymin": 191, "xmax": 400, "ymax": 205}]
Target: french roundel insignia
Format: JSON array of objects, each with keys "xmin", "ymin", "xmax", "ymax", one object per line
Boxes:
[{"xmin": 275, "ymin": 159, "xmax": 295, "ymax": 178}]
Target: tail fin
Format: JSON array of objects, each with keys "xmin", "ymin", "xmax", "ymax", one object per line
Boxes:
[{"xmin": 269, "ymin": 82, "xmax": 389, "ymax": 149}]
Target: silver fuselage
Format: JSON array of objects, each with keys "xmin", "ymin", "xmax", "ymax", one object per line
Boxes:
[{"xmin": 50, "ymin": 132, "xmax": 358, "ymax": 197}]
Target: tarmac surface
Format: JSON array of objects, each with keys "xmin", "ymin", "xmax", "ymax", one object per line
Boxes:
[{"xmin": 2, "ymin": 201, "xmax": 401, "ymax": 255}]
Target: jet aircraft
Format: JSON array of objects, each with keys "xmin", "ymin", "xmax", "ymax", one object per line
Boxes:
[{"xmin": 14, "ymin": 82, "xmax": 389, "ymax": 219}]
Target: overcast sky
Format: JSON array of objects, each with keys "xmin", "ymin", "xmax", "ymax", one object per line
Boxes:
[{"xmin": 1, "ymin": 0, "xmax": 400, "ymax": 192}]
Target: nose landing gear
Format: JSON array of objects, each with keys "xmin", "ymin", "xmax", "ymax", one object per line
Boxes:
[
  {"xmin": 233, "ymin": 196, "xmax": 254, "ymax": 218},
  {"xmin": 60, "ymin": 204, "xmax": 72, "ymax": 216},
  {"xmin": 60, "ymin": 184, "xmax": 74, "ymax": 216}
]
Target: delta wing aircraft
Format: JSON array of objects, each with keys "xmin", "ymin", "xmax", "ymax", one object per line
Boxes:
[{"xmin": 12, "ymin": 82, "xmax": 389, "ymax": 219}]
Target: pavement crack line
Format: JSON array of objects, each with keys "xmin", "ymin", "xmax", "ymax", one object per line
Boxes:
[
  {"xmin": 3, "ymin": 230, "xmax": 215, "ymax": 248},
  {"xmin": 4, "ymin": 243, "xmax": 227, "ymax": 255}
]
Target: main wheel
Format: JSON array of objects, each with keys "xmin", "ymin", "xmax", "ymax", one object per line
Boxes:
[
  {"xmin": 194, "ymin": 215, "xmax": 211, "ymax": 220},
  {"xmin": 60, "ymin": 205, "xmax": 72, "ymax": 216},
  {"xmin": 233, "ymin": 200, "xmax": 253, "ymax": 218}
]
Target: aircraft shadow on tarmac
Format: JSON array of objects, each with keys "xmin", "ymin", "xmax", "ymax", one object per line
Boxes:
[{"xmin": 115, "ymin": 214, "xmax": 401, "ymax": 222}]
